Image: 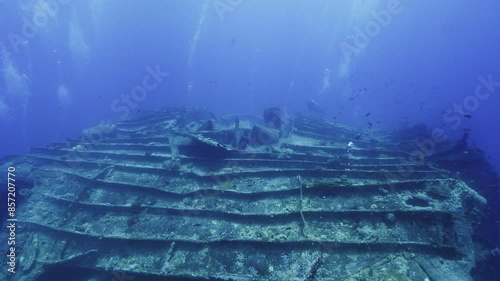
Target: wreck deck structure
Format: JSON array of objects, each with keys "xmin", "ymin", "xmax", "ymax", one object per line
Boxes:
[{"xmin": 0, "ymin": 108, "xmax": 496, "ymax": 281}]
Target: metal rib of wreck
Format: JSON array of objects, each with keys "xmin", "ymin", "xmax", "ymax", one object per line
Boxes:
[{"xmin": 0, "ymin": 107, "xmax": 491, "ymax": 281}]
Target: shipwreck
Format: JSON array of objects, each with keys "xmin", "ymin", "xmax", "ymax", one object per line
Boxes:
[{"xmin": 0, "ymin": 107, "xmax": 498, "ymax": 281}]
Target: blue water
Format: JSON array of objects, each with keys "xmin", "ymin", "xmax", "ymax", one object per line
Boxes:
[{"xmin": 0, "ymin": 0, "xmax": 499, "ymax": 246}]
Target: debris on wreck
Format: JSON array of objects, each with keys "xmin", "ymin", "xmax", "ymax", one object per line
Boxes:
[{"xmin": 0, "ymin": 107, "xmax": 497, "ymax": 281}]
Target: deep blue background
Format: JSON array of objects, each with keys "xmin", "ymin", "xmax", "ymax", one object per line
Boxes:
[{"xmin": 1, "ymin": 0, "xmax": 499, "ymax": 242}]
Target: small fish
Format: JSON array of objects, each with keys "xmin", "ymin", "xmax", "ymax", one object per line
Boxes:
[
  {"xmin": 349, "ymin": 97, "xmax": 355, "ymax": 100},
  {"xmin": 365, "ymin": 113, "xmax": 371, "ymax": 117},
  {"xmin": 231, "ymin": 37, "xmax": 236, "ymax": 44},
  {"xmin": 355, "ymin": 134, "xmax": 363, "ymax": 140},
  {"xmin": 367, "ymin": 122, "xmax": 373, "ymax": 128},
  {"xmin": 463, "ymin": 113, "xmax": 472, "ymax": 119}
]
